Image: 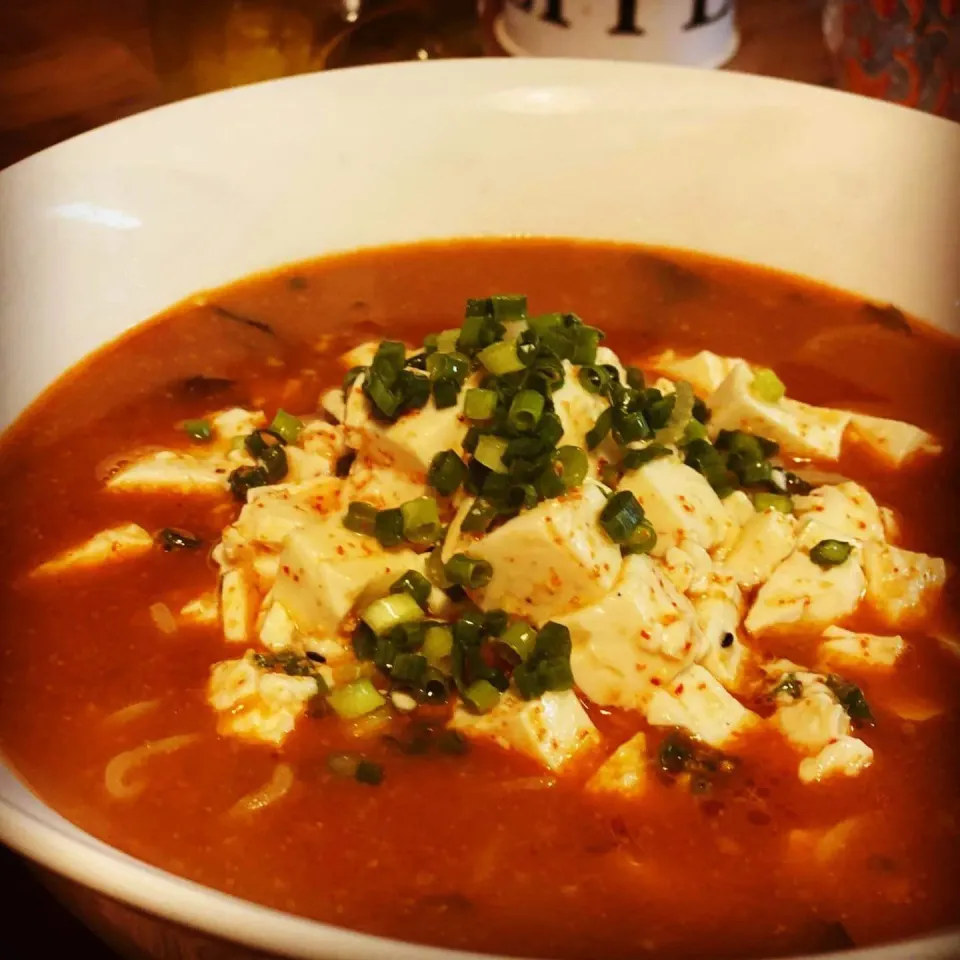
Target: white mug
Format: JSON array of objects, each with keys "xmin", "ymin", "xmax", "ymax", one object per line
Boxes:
[{"xmin": 495, "ymin": 0, "xmax": 739, "ymax": 68}]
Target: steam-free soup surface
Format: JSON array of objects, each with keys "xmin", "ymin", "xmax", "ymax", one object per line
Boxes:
[{"xmin": 1, "ymin": 241, "xmax": 958, "ymax": 960}]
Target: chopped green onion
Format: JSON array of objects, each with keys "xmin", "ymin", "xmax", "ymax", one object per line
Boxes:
[
  {"xmin": 464, "ymin": 388, "xmax": 498, "ymax": 421},
  {"xmin": 327, "ymin": 752, "xmax": 359, "ymax": 778},
  {"xmin": 344, "ymin": 501, "xmax": 378, "ymax": 536},
  {"xmin": 422, "ymin": 668, "xmax": 452, "ymax": 704},
  {"xmin": 258, "ymin": 443, "xmax": 288, "ymax": 484},
  {"xmin": 435, "ymin": 329, "xmax": 461, "ymax": 354},
  {"xmin": 400, "ymin": 496, "xmax": 441, "ymax": 545},
  {"xmin": 355, "ymin": 759, "xmax": 384, "ymax": 786},
  {"xmin": 624, "ymin": 518, "xmax": 658, "ymax": 555},
  {"xmin": 444, "ymin": 553, "xmax": 493, "ymax": 590},
  {"xmin": 824, "ymin": 674, "xmax": 874, "ymax": 726},
  {"xmin": 343, "ymin": 365, "xmax": 365, "ymax": 392},
  {"xmin": 388, "ymin": 620, "xmax": 426, "ymax": 651},
  {"xmin": 427, "ymin": 450, "xmax": 467, "ymax": 497},
  {"xmin": 364, "ymin": 375, "xmax": 401, "ymax": 418},
  {"xmin": 752, "ymin": 492, "xmax": 794, "ymax": 515},
  {"xmin": 422, "ymin": 624, "xmax": 454, "ymax": 665},
  {"xmin": 536, "ymin": 657, "xmax": 574, "ymax": 692},
  {"xmin": 156, "ymin": 528, "xmax": 203, "ymax": 551},
  {"xmin": 570, "ymin": 325, "xmax": 602, "ymax": 365},
  {"xmin": 508, "ymin": 389, "xmax": 545, "ymax": 433},
  {"xmin": 461, "ymin": 497, "xmax": 499, "ymax": 533},
  {"xmin": 374, "ymin": 508, "xmax": 405, "ymax": 548},
  {"xmin": 464, "ymin": 679, "xmax": 501, "ymax": 714},
  {"xmin": 228, "ymin": 465, "xmax": 269, "ymax": 501},
  {"xmin": 391, "ymin": 652, "xmax": 427, "ymax": 685},
  {"xmin": 578, "ymin": 365, "xmax": 611, "ymax": 395},
  {"xmin": 535, "ymin": 464, "xmax": 566, "ymax": 500},
  {"xmin": 527, "ymin": 312, "xmax": 565, "ymax": 336},
  {"xmin": 715, "ymin": 430, "xmax": 779, "ymax": 459},
  {"xmin": 654, "ymin": 381, "xmax": 695, "ymax": 445},
  {"xmin": 245, "ymin": 428, "xmax": 285, "ymax": 458},
  {"xmin": 621, "ymin": 443, "xmax": 672, "ymax": 471},
  {"xmin": 327, "ymin": 679, "xmax": 386, "ymax": 720},
  {"xmin": 679, "ymin": 420, "xmax": 708, "ymax": 445},
  {"xmin": 553, "ymin": 445, "xmax": 588, "ymax": 490},
  {"xmin": 586, "ymin": 408, "xmax": 613, "ymax": 450},
  {"xmin": 483, "ymin": 609, "xmax": 509, "ymax": 636},
  {"xmin": 182, "ymin": 418, "xmax": 212, "ymax": 442},
  {"xmin": 453, "ymin": 607, "xmax": 485, "ymax": 647},
  {"xmin": 751, "ymin": 367, "xmax": 787, "ymax": 404},
  {"xmin": 477, "ymin": 340, "xmax": 525, "ymax": 375},
  {"xmin": 534, "ymin": 622, "xmax": 572, "ymax": 661},
  {"xmin": 352, "ymin": 622, "xmax": 377, "ymax": 660},
  {"xmin": 732, "ymin": 457, "xmax": 773, "ymax": 485},
  {"xmin": 390, "ymin": 569, "xmax": 432, "ymax": 608},
  {"xmin": 362, "ymin": 593, "xmax": 425, "ymax": 635},
  {"xmin": 771, "ymin": 673, "xmax": 802, "ymax": 700},
  {"xmin": 465, "ymin": 298, "xmax": 490, "ymax": 318},
  {"xmin": 269, "ymin": 409, "xmax": 303, "ymax": 445},
  {"xmin": 432, "ymin": 377, "xmax": 461, "ymax": 409},
  {"xmin": 612, "ymin": 409, "xmax": 651, "ymax": 446},
  {"xmin": 490, "ymin": 294, "xmax": 527, "ymax": 323},
  {"xmin": 426, "ymin": 351, "xmax": 470, "ymax": 382},
  {"xmin": 475, "ymin": 435, "xmax": 509, "ymax": 473},
  {"xmin": 599, "ymin": 490, "xmax": 645, "ymax": 544},
  {"xmin": 625, "ymin": 366, "xmax": 646, "ymax": 391},
  {"xmin": 809, "ymin": 539, "xmax": 854, "ymax": 568},
  {"xmin": 495, "ymin": 621, "xmax": 537, "ymax": 663}
]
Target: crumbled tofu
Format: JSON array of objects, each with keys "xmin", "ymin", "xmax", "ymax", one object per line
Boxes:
[
  {"xmin": 271, "ymin": 514, "xmax": 420, "ymax": 636},
  {"xmin": 799, "ymin": 737, "xmax": 874, "ymax": 784},
  {"xmin": 208, "ymin": 653, "xmax": 318, "ymax": 745},
  {"xmin": 645, "ymin": 664, "xmax": 758, "ymax": 748},
  {"xmin": 819, "ymin": 626, "xmax": 904, "ymax": 669},
  {"xmin": 708, "ymin": 363, "xmax": 850, "ymax": 461},
  {"xmin": 108, "ymin": 451, "xmax": 231, "ymax": 492},
  {"xmin": 259, "ymin": 600, "xmax": 298, "ymax": 652},
  {"xmin": 651, "ymin": 350, "xmax": 741, "ymax": 396},
  {"xmin": 793, "ymin": 482, "xmax": 885, "ymax": 544},
  {"xmin": 31, "ymin": 523, "xmax": 154, "ymax": 577},
  {"xmin": 745, "ymin": 549, "xmax": 865, "ymax": 637},
  {"xmin": 847, "ymin": 413, "xmax": 941, "ymax": 467},
  {"xmin": 468, "ymin": 483, "xmax": 622, "ymax": 623},
  {"xmin": 585, "ymin": 732, "xmax": 648, "ymax": 798},
  {"xmin": 210, "ymin": 408, "xmax": 266, "ymax": 444},
  {"xmin": 343, "ymin": 375, "xmax": 465, "ymax": 475},
  {"xmin": 179, "ymin": 592, "xmax": 219, "ymax": 626},
  {"xmin": 561, "ymin": 554, "xmax": 706, "ymax": 710},
  {"xmin": 619, "ymin": 458, "xmax": 732, "ymax": 554},
  {"xmin": 221, "ymin": 566, "xmax": 258, "ymax": 643},
  {"xmin": 450, "ymin": 690, "xmax": 600, "ymax": 772},
  {"xmin": 660, "ymin": 539, "xmax": 714, "ymax": 595},
  {"xmin": 341, "ymin": 457, "xmax": 430, "ymax": 510},
  {"xmin": 721, "ymin": 509, "xmax": 797, "ymax": 589},
  {"xmin": 861, "ymin": 543, "xmax": 947, "ymax": 629}
]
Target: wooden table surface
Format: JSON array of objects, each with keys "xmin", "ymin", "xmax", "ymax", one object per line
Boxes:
[{"xmin": 0, "ymin": 0, "xmax": 828, "ymax": 955}]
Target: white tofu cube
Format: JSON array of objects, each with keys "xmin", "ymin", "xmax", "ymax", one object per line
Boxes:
[
  {"xmin": 208, "ymin": 652, "xmax": 318, "ymax": 745},
  {"xmin": 320, "ymin": 387, "xmax": 346, "ymax": 423},
  {"xmin": 819, "ymin": 626, "xmax": 904, "ymax": 669},
  {"xmin": 468, "ymin": 483, "xmax": 622, "ymax": 623},
  {"xmin": 284, "ymin": 420, "xmax": 345, "ymax": 483},
  {"xmin": 343, "ymin": 375, "xmax": 466, "ymax": 476},
  {"xmin": 650, "ymin": 350, "xmax": 742, "ymax": 396},
  {"xmin": 799, "ymin": 737, "xmax": 874, "ymax": 784},
  {"xmin": 745, "ymin": 549, "xmax": 865, "ymax": 637},
  {"xmin": 721, "ymin": 509, "xmax": 797, "ymax": 589},
  {"xmin": 585, "ymin": 732, "xmax": 648, "ymax": 798},
  {"xmin": 108, "ymin": 450, "xmax": 232, "ymax": 493},
  {"xmin": 259, "ymin": 600, "xmax": 298, "ymax": 652},
  {"xmin": 793, "ymin": 482, "xmax": 885, "ymax": 544},
  {"xmin": 559, "ymin": 554, "xmax": 706, "ymax": 711},
  {"xmin": 846, "ymin": 413, "xmax": 941, "ymax": 467},
  {"xmin": 450, "ymin": 690, "xmax": 600, "ymax": 772},
  {"xmin": 722, "ymin": 490, "xmax": 756, "ymax": 527},
  {"xmin": 341, "ymin": 456, "xmax": 430, "ymax": 510},
  {"xmin": 271, "ymin": 514, "xmax": 421, "ymax": 636},
  {"xmin": 862, "ymin": 542, "xmax": 947, "ymax": 629},
  {"xmin": 179, "ymin": 592, "xmax": 219, "ymax": 626},
  {"xmin": 30, "ymin": 523, "xmax": 153, "ymax": 577},
  {"xmin": 619, "ymin": 458, "xmax": 732, "ymax": 554},
  {"xmin": 209, "ymin": 408, "xmax": 266, "ymax": 445},
  {"xmin": 692, "ymin": 573, "xmax": 748, "ymax": 690},
  {"xmin": 708, "ymin": 363, "xmax": 850, "ymax": 461},
  {"xmin": 645, "ymin": 664, "xmax": 759, "ymax": 748},
  {"xmin": 233, "ymin": 477, "xmax": 341, "ymax": 550},
  {"xmin": 221, "ymin": 566, "xmax": 259, "ymax": 643}
]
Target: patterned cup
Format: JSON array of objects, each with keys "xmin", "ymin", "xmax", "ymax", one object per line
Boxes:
[{"xmin": 824, "ymin": 0, "xmax": 960, "ymax": 120}]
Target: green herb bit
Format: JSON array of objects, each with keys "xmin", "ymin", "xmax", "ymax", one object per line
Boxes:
[
  {"xmin": 390, "ymin": 569, "xmax": 432, "ymax": 609},
  {"xmin": 422, "ymin": 624, "xmax": 454, "ymax": 665},
  {"xmin": 426, "ymin": 351, "xmax": 470, "ymax": 383},
  {"xmin": 434, "ymin": 328, "xmax": 461, "ymax": 354},
  {"xmin": 490, "ymin": 294, "xmax": 528, "ymax": 323},
  {"xmin": 182, "ymin": 418, "xmax": 212, "ymax": 442},
  {"xmin": 400, "ymin": 496, "xmax": 442, "ymax": 545},
  {"xmin": 475, "ymin": 435, "xmax": 509, "ymax": 474},
  {"xmin": 427, "ymin": 450, "xmax": 467, "ymax": 497},
  {"xmin": 621, "ymin": 443, "xmax": 673, "ymax": 472},
  {"xmin": 464, "ymin": 388, "xmax": 498, "ymax": 421},
  {"xmin": 586, "ymin": 408, "xmax": 613, "ymax": 450},
  {"xmin": 477, "ymin": 340, "xmax": 525, "ymax": 375},
  {"xmin": 355, "ymin": 759, "xmax": 384, "ymax": 786},
  {"xmin": 352, "ymin": 622, "xmax": 378, "ymax": 661},
  {"xmin": 657, "ymin": 729, "xmax": 737, "ymax": 791},
  {"xmin": 432, "ymin": 377, "xmax": 460, "ymax": 409},
  {"xmin": 327, "ymin": 679, "xmax": 386, "ymax": 720},
  {"xmin": 623, "ymin": 518, "xmax": 657, "ymax": 555},
  {"xmin": 362, "ymin": 593, "xmax": 425, "ymax": 636},
  {"xmin": 464, "ymin": 679, "xmax": 501, "ymax": 714},
  {"xmin": 228, "ymin": 464, "xmax": 269, "ymax": 501},
  {"xmin": 444, "ymin": 553, "xmax": 494, "ymax": 590},
  {"xmin": 460, "ymin": 496, "xmax": 499, "ymax": 534},
  {"xmin": 391, "ymin": 652, "xmax": 428, "ymax": 685},
  {"xmin": 327, "ymin": 752, "xmax": 359, "ymax": 778},
  {"xmin": 809, "ymin": 538, "xmax": 854, "ymax": 568},
  {"xmin": 269, "ymin": 409, "xmax": 303, "ymax": 445},
  {"xmin": 495, "ymin": 621, "xmax": 537, "ymax": 663},
  {"xmin": 750, "ymin": 367, "xmax": 787, "ymax": 404},
  {"xmin": 508, "ymin": 389, "xmax": 545, "ymax": 433},
  {"xmin": 343, "ymin": 501, "xmax": 379, "ymax": 537},
  {"xmin": 156, "ymin": 528, "xmax": 203, "ymax": 551},
  {"xmin": 771, "ymin": 673, "xmax": 803, "ymax": 700},
  {"xmin": 599, "ymin": 490, "xmax": 645, "ymax": 544},
  {"xmin": 374, "ymin": 507, "xmax": 405, "ymax": 548},
  {"xmin": 825, "ymin": 674, "xmax": 874, "ymax": 726},
  {"xmin": 553, "ymin": 445, "xmax": 588, "ymax": 491},
  {"xmin": 752, "ymin": 492, "xmax": 794, "ymax": 515}
]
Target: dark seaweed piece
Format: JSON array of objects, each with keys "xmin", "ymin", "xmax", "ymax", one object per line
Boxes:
[
  {"xmin": 645, "ymin": 254, "xmax": 709, "ymax": 304},
  {"xmin": 178, "ymin": 375, "xmax": 236, "ymax": 398},
  {"xmin": 287, "ymin": 275, "xmax": 309, "ymax": 291},
  {"xmin": 211, "ymin": 304, "xmax": 274, "ymax": 335},
  {"xmin": 861, "ymin": 301, "xmax": 912, "ymax": 335}
]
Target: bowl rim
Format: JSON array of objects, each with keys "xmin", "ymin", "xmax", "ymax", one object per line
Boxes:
[{"xmin": 1, "ymin": 56, "xmax": 958, "ymax": 960}]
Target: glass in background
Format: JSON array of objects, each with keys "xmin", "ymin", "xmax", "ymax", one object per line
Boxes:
[
  {"xmin": 148, "ymin": 0, "xmax": 483, "ymax": 103},
  {"xmin": 823, "ymin": 0, "xmax": 959, "ymax": 120}
]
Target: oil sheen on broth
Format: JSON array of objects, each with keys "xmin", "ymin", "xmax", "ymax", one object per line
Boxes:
[{"xmin": 0, "ymin": 240, "xmax": 958, "ymax": 960}]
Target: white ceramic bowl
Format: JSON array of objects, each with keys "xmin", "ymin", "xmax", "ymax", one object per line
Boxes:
[{"xmin": 1, "ymin": 59, "xmax": 959, "ymax": 960}]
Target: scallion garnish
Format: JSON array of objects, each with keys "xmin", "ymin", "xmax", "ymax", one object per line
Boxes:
[
  {"xmin": 506, "ymin": 389, "xmax": 545, "ymax": 433},
  {"xmin": 228, "ymin": 464, "xmax": 269, "ymax": 501},
  {"xmin": 460, "ymin": 496, "xmax": 499, "ymax": 533},
  {"xmin": 156, "ymin": 528, "xmax": 203, "ymax": 551},
  {"xmin": 751, "ymin": 492, "xmax": 794, "ymax": 514},
  {"xmin": 390, "ymin": 569, "xmax": 432, "ymax": 609},
  {"xmin": 475, "ymin": 434, "xmax": 509, "ymax": 473},
  {"xmin": 494, "ymin": 620, "xmax": 537, "ymax": 663},
  {"xmin": 463, "ymin": 678, "xmax": 501, "ymax": 714},
  {"xmin": 362, "ymin": 593, "xmax": 425, "ymax": 636},
  {"xmin": 621, "ymin": 443, "xmax": 672, "ymax": 471},
  {"xmin": 477, "ymin": 340, "xmax": 525, "ymax": 375},
  {"xmin": 182, "ymin": 418, "xmax": 212, "ymax": 442},
  {"xmin": 599, "ymin": 490, "xmax": 645, "ymax": 544},
  {"xmin": 553, "ymin": 445, "xmax": 588, "ymax": 490},
  {"xmin": 343, "ymin": 501, "xmax": 378, "ymax": 537},
  {"xmin": 586, "ymin": 408, "xmax": 613, "ymax": 450},
  {"xmin": 444, "ymin": 553, "xmax": 493, "ymax": 590},
  {"xmin": 326, "ymin": 679, "xmax": 386, "ymax": 720},
  {"xmin": 809, "ymin": 539, "xmax": 854, "ymax": 568},
  {"xmin": 464, "ymin": 387, "xmax": 498, "ymax": 421},
  {"xmin": 374, "ymin": 507, "xmax": 405, "ymax": 548},
  {"xmin": 427, "ymin": 450, "xmax": 467, "ymax": 497},
  {"xmin": 422, "ymin": 624, "xmax": 454, "ymax": 665},
  {"xmin": 751, "ymin": 367, "xmax": 787, "ymax": 404},
  {"xmin": 400, "ymin": 496, "xmax": 441, "ymax": 545},
  {"xmin": 269, "ymin": 409, "xmax": 303, "ymax": 445}
]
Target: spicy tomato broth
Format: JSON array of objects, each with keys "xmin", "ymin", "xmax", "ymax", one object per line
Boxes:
[{"xmin": 0, "ymin": 240, "xmax": 958, "ymax": 960}]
